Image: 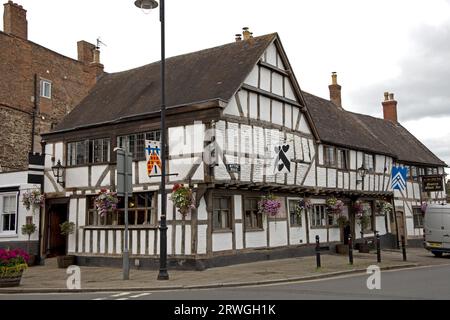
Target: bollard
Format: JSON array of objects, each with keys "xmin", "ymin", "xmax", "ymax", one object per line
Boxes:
[
  {"xmin": 376, "ymin": 231, "xmax": 381, "ymax": 263},
  {"xmin": 401, "ymin": 235, "xmax": 407, "ymax": 261},
  {"xmin": 315, "ymin": 235, "xmax": 321, "ymax": 268},
  {"xmin": 348, "ymin": 235, "xmax": 353, "ymax": 265}
]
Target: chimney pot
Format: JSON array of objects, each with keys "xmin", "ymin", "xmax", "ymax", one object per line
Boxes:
[
  {"xmin": 389, "ymin": 93, "xmax": 395, "ymax": 101},
  {"xmin": 242, "ymin": 27, "xmax": 252, "ymax": 41},
  {"xmin": 384, "ymin": 92, "xmax": 389, "ymax": 101},
  {"xmin": 329, "ymin": 72, "xmax": 342, "ymax": 108},
  {"xmin": 235, "ymin": 33, "xmax": 242, "ymax": 42},
  {"xmin": 3, "ymin": 1, "xmax": 28, "ymax": 39}
]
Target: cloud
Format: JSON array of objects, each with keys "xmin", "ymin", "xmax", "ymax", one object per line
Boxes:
[{"xmin": 347, "ymin": 19, "xmax": 450, "ymax": 122}]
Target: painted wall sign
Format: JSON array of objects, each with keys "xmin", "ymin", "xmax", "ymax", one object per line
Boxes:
[
  {"xmin": 145, "ymin": 140, "xmax": 162, "ymax": 177},
  {"xmin": 273, "ymin": 145, "xmax": 291, "ymax": 174},
  {"xmin": 422, "ymin": 175, "xmax": 444, "ymax": 192}
]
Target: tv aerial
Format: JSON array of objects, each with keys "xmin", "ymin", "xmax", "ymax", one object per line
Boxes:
[{"xmin": 96, "ymin": 37, "xmax": 107, "ymax": 50}]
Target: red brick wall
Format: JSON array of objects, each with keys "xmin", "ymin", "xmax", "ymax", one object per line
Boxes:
[{"xmin": 0, "ymin": 31, "xmax": 103, "ymax": 171}]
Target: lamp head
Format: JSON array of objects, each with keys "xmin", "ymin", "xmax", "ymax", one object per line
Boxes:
[{"xmin": 134, "ymin": 0, "xmax": 159, "ymax": 10}]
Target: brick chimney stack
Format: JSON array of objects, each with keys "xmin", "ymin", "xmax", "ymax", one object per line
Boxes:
[
  {"xmin": 382, "ymin": 92, "xmax": 398, "ymax": 123},
  {"xmin": 77, "ymin": 41, "xmax": 96, "ymax": 64},
  {"xmin": 3, "ymin": 1, "xmax": 28, "ymax": 40},
  {"xmin": 329, "ymin": 72, "xmax": 342, "ymax": 108},
  {"xmin": 242, "ymin": 27, "xmax": 253, "ymax": 40}
]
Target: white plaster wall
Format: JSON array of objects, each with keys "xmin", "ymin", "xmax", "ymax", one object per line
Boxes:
[
  {"xmin": 197, "ymin": 198, "xmax": 207, "ymax": 221},
  {"xmin": 284, "ymin": 78, "xmax": 296, "ymax": 101},
  {"xmin": 285, "ymin": 105, "xmax": 292, "ymax": 129},
  {"xmin": 249, "ymin": 92, "xmax": 258, "ymax": 119},
  {"xmin": 107, "ymin": 230, "xmax": 114, "ymax": 254},
  {"xmin": 303, "ymin": 160, "xmax": 316, "ymax": 186},
  {"xmin": 318, "ymin": 144, "xmax": 324, "ymax": 165},
  {"xmin": 269, "ymin": 221, "xmax": 288, "ymax": 247},
  {"xmin": 308, "ymin": 228, "xmax": 327, "ymax": 244},
  {"xmin": 100, "ymin": 230, "xmax": 106, "ymax": 254},
  {"xmin": 272, "ymin": 73, "xmax": 284, "ymax": 96},
  {"xmin": 175, "ymin": 225, "xmax": 182, "ymax": 255},
  {"xmin": 148, "ymin": 230, "xmax": 155, "ymax": 254},
  {"xmin": 292, "ymin": 107, "xmax": 299, "ymax": 130},
  {"xmin": 244, "ymin": 67, "xmax": 259, "ymax": 87},
  {"xmin": 212, "ymin": 232, "xmax": 233, "ymax": 252},
  {"xmin": 260, "ymin": 68, "xmax": 271, "ymax": 92},
  {"xmin": 328, "ymin": 169, "xmax": 337, "ymax": 188},
  {"xmin": 299, "ymin": 116, "xmax": 311, "ymax": 135},
  {"xmin": 260, "ymin": 96, "xmax": 271, "ymax": 122},
  {"xmin": 272, "ymin": 100, "xmax": 283, "ymax": 126},
  {"xmin": 197, "ymin": 225, "xmax": 207, "ymax": 254},
  {"xmin": 54, "ymin": 142, "xmax": 63, "ymax": 164},
  {"xmin": 375, "ymin": 155, "xmax": 385, "ymax": 173},
  {"xmin": 317, "ymin": 167, "xmax": 327, "ymax": 187},
  {"xmin": 92, "ymin": 230, "xmax": 98, "ymax": 254},
  {"xmin": 245, "ymin": 230, "xmax": 267, "ymax": 248},
  {"xmin": 238, "ymin": 90, "xmax": 248, "ymax": 117},
  {"xmin": 185, "ymin": 225, "xmax": 191, "ymax": 255},
  {"xmin": 115, "ymin": 230, "xmax": 122, "ymax": 254},
  {"xmin": 68, "ymin": 198, "xmax": 77, "ymax": 253},
  {"xmin": 235, "ymin": 223, "xmax": 244, "ymax": 250},
  {"xmin": 85, "ymin": 231, "xmax": 91, "ymax": 254},
  {"xmin": 65, "ymin": 167, "xmax": 89, "ymax": 188},
  {"xmin": 328, "ymin": 227, "xmax": 340, "ymax": 242},
  {"xmin": 376, "ymin": 216, "xmax": 387, "ymax": 235},
  {"xmin": 350, "ymin": 150, "xmax": 357, "ymax": 170},
  {"xmin": 90, "ymin": 165, "xmax": 108, "ymax": 187},
  {"xmin": 224, "ymin": 95, "xmax": 240, "ymax": 116},
  {"xmin": 266, "ymin": 43, "xmax": 277, "ymax": 66}
]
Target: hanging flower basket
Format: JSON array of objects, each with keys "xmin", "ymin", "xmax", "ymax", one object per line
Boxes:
[
  {"xmin": 258, "ymin": 194, "xmax": 281, "ymax": 217},
  {"xmin": 94, "ymin": 189, "xmax": 118, "ymax": 217},
  {"xmin": 353, "ymin": 200, "xmax": 364, "ymax": 216},
  {"xmin": 326, "ymin": 197, "xmax": 344, "ymax": 215},
  {"xmin": 0, "ymin": 249, "xmax": 29, "ymax": 288},
  {"xmin": 170, "ymin": 184, "xmax": 195, "ymax": 217},
  {"xmin": 22, "ymin": 189, "xmax": 45, "ymax": 215},
  {"xmin": 379, "ymin": 201, "xmax": 393, "ymax": 216},
  {"xmin": 294, "ymin": 199, "xmax": 312, "ymax": 218}
]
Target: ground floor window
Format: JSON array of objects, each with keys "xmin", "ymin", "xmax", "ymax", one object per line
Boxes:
[
  {"xmin": 413, "ymin": 207, "xmax": 424, "ymax": 228},
  {"xmin": 288, "ymin": 200, "xmax": 302, "ymax": 227},
  {"xmin": 244, "ymin": 197, "xmax": 263, "ymax": 230},
  {"xmin": 311, "ymin": 205, "xmax": 326, "ymax": 227},
  {"xmin": 213, "ymin": 196, "xmax": 232, "ymax": 231},
  {"xmin": 86, "ymin": 192, "xmax": 156, "ymax": 226},
  {"xmin": 0, "ymin": 193, "xmax": 17, "ymax": 234}
]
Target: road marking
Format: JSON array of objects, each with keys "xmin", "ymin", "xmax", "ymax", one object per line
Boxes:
[
  {"xmin": 92, "ymin": 297, "xmax": 107, "ymax": 300},
  {"xmin": 130, "ymin": 293, "xmax": 152, "ymax": 298},
  {"xmin": 115, "ymin": 298, "xmax": 129, "ymax": 301},
  {"xmin": 111, "ymin": 292, "xmax": 131, "ymax": 298}
]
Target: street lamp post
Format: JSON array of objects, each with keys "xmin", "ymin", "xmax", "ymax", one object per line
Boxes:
[{"xmin": 134, "ymin": 0, "xmax": 169, "ymax": 280}]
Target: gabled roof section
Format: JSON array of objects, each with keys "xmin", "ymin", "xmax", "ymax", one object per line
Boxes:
[
  {"xmin": 54, "ymin": 34, "xmax": 277, "ymax": 132},
  {"xmin": 303, "ymin": 92, "xmax": 446, "ymax": 167}
]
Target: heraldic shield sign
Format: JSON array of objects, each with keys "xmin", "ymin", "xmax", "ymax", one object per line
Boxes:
[
  {"xmin": 273, "ymin": 144, "xmax": 291, "ymax": 174},
  {"xmin": 391, "ymin": 166, "xmax": 407, "ymax": 191},
  {"xmin": 145, "ymin": 140, "xmax": 162, "ymax": 177}
]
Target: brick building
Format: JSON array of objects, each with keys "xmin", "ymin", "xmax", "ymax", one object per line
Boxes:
[
  {"xmin": 0, "ymin": 1, "xmax": 104, "ymax": 172},
  {"xmin": 0, "ymin": 1, "xmax": 104, "ymax": 262}
]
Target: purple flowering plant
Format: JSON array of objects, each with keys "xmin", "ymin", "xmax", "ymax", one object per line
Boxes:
[
  {"xmin": 295, "ymin": 199, "xmax": 312, "ymax": 217},
  {"xmin": 258, "ymin": 194, "xmax": 281, "ymax": 217},
  {"xmin": 94, "ymin": 189, "xmax": 119, "ymax": 217}
]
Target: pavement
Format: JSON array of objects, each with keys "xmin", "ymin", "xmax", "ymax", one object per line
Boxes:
[{"xmin": 1, "ymin": 248, "xmax": 449, "ymax": 294}]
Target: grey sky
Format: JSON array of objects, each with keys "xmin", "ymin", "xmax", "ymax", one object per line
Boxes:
[{"xmin": 2, "ymin": 0, "xmax": 449, "ymax": 175}]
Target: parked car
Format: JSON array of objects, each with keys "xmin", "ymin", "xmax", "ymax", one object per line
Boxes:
[{"xmin": 424, "ymin": 204, "xmax": 450, "ymax": 257}]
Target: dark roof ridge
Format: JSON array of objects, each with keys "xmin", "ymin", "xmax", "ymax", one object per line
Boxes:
[{"xmin": 107, "ymin": 33, "xmax": 278, "ymax": 77}]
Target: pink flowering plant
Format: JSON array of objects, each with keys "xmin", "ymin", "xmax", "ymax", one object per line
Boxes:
[
  {"xmin": 0, "ymin": 248, "xmax": 29, "ymax": 278},
  {"xmin": 258, "ymin": 194, "xmax": 281, "ymax": 217},
  {"xmin": 94, "ymin": 189, "xmax": 119, "ymax": 217},
  {"xmin": 22, "ymin": 189, "xmax": 45, "ymax": 214},
  {"xmin": 326, "ymin": 197, "xmax": 344, "ymax": 215},
  {"xmin": 421, "ymin": 202, "xmax": 428, "ymax": 214},
  {"xmin": 353, "ymin": 200, "xmax": 365, "ymax": 217},
  {"xmin": 170, "ymin": 184, "xmax": 195, "ymax": 216}
]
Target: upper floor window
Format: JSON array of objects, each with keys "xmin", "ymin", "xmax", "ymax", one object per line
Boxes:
[
  {"xmin": 337, "ymin": 149, "xmax": 349, "ymax": 170},
  {"xmin": 117, "ymin": 131, "xmax": 160, "ymax": 160},
  {"xmin": 67, "ymin": 138, "xmax": 110, "ymax": 166},
  {"xmin": 40, "ymin": 79, "xmax": 52, "ymax": 99},
  {"xmin": 324, "ymin": 146, "xmax": 336, "ymax": 167},
  {"xmin": 1, "ymin": 193, "xmax": 17, "ymax": 234},
  {"xmin": 363, "ymin": 153, "xmax": 375, "ymax": 172}
]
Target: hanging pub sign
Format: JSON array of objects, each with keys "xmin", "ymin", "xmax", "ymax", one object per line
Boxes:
[
  {"xmin": 421, "ymin": 175, "xmax": 444, "ymax": 192},
  {"xmin": 145, "ymin": 140, "xmax": 162, "ymax": 177}
]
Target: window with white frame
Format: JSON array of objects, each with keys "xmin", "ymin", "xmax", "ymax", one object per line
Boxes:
[
  {"xmin": 40, "ymin": 79, "xmax": 52, "ymax": 99},
  {"xmin": 288, "ymin": 200, "xmax": 302, "ymax": 227},
  {"xmin": 364, "ymin": 153, "xmax": 375, "ymax": 172},
  {"xmin": 413, "ymin": 207, "xmax": 424, "ymax": 228},
  {"xmin": 311, "ymin": 205, "xmax": 326, "ymax": 227},
  {"xmin": 117, "ymin": 131, "xmax": 161, "ymax": 160},
  {"xmin": 1, "ymin": 193, "xmax": 18, "ymax": 234}
]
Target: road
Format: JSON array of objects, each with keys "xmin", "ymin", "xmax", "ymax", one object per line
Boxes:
[{"xmin": 1, "ymin": 264, "xmax": 450, "ymax": 300}]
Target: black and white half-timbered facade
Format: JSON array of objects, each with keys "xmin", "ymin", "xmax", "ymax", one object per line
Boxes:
[{"xmin": 41, "ymin": 31, "xmax": 447, "ymax": 268}]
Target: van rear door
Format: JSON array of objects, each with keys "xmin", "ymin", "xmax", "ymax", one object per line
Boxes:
[
  {"xmin": 424, "ymin": 208, "xmax": 444, "ymax": 248},
  {"xmin": 442, "ymin": 212, "xmax": 450, "ymax": 250}
]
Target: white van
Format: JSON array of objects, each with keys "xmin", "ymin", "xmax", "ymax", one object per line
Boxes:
[{"xmin": 424, "ymin": 203, "xmax": 450, "ymax": 257}]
